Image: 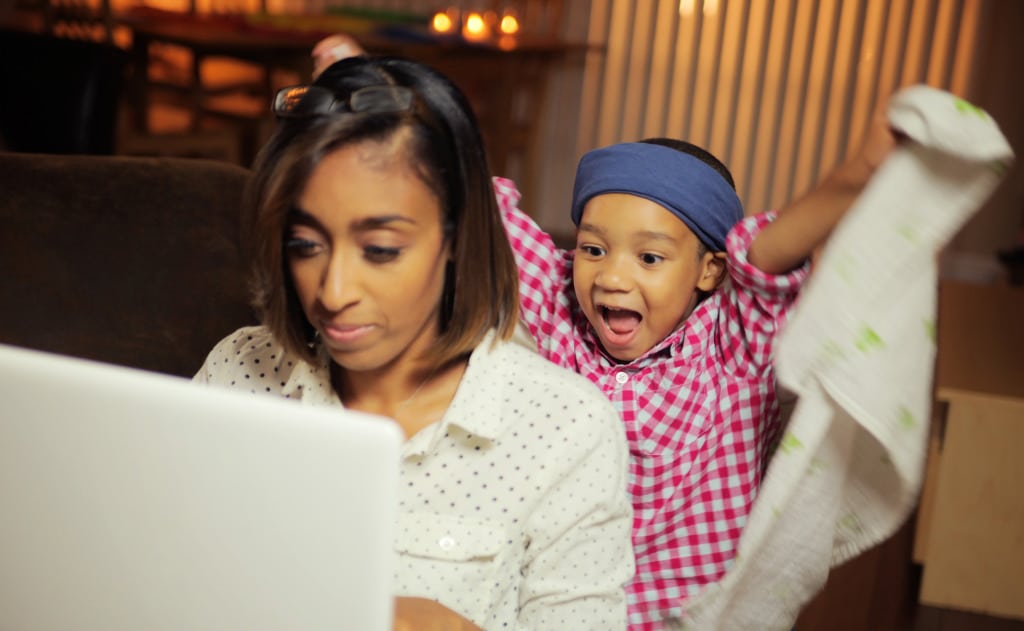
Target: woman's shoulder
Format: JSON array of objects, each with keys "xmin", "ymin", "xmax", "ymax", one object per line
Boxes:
[
  {"xmin": 206, "ymin": 325, "xmax": 281, "ymax": 360},
  {"xmin": 193, "ymin": 325, "xmax": 296, "ymax": 387},
  {"xmin": 487, "ymin": 338, "xmax": 617, "ymax": 415},
  {"xmin": 477, "ymin": 337, "xmax": 628, "ymax": 462}
]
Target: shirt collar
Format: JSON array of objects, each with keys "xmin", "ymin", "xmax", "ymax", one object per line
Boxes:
[
  {"xmin": 402, "ymin": 331, "xmax": 509, "ymax": 455},
  {"xmin": 442, "ymin": 330, "xmax": 508, "ymax": 425},
  {"xmin": 284, "ymin": 332, "xmax": 509, "ymax": 453},
  {"xmin": 281, "ymin": 346, "xmax": 340, "ymax": 407}
]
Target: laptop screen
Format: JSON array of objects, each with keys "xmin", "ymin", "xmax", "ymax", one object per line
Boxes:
[{"xmin": 0, "ymin": 343, "xmax": 402, "ymax": 631}]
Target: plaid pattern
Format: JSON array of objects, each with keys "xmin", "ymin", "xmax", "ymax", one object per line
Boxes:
[{"xmin": 494, "ymin": 177, "xmax": 808, "ymax": 629}]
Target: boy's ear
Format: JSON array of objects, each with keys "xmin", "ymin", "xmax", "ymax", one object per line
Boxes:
[{"xmin": 696, "ymin": 251, "xmax": 727, "ymax": 292}]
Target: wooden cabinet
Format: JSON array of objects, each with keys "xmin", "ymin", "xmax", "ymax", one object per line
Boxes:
[{"xmin": 914, "ymin": 280, "xmax": 1024, "ymax": 620}]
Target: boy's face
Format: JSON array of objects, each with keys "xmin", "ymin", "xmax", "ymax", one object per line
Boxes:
[{"xmin": 573, "ymin": 193, "xmax": 725, "ymax": 362}]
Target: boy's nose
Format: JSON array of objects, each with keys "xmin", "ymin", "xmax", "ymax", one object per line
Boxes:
[{"xmin": 594, "ymin": 257, "xmax": 633, "ymax": 292}]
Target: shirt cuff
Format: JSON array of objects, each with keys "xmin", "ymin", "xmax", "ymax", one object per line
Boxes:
[{"xmin": 726, "ymin": 211, "xmax": 809, "ymax": 295}]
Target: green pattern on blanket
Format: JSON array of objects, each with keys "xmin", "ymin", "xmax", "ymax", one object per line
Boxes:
[
  {"xmin": 923, "ymin": 318, "xmax": 936, "ymax": 343},
  {"xmin": 779, "ymin": 433, "xmax": 803, "ymax": 454},
  {"xmin": 854, "ymin": 326, "xmax": 885, "ymax": 353},
  {"xmin": 954, "ymin": 97, "xmax": 987, "ymax": 118},
  {"xmin": 898, "ymin": 406, "xmax": 917, "ymax": 429}
]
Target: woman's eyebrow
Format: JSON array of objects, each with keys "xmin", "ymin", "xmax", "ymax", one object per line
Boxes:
[
  {"xmin": 350, "ymin": 215, "xmax": 417, "ymax": 230},
  {"xmin": 287, "ymin": 208, "xmax": 416, "ymax": 231},
  {"xmin": 287, "ymin": 206, "xmax": 321, "ymax": 228}
]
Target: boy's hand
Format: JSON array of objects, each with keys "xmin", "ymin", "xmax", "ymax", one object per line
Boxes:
[
  {"xmin": 838, "ymin": 112, "xmax": 901, "ymax": 188},
  {"xmin": 311, "ymin": 34, "xmax": 366, "ymax": 80},
  {"xmin": 748, "ymin": 104, "xmax": 902, "ymax": 274}
]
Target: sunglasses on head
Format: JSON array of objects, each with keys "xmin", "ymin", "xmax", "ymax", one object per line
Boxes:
[{"xmin": 272, "ymin": 85, "xmax": 415, "ymax": 119}]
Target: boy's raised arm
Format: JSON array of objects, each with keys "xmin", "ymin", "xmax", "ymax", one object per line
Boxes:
[{"xmin": 747, "ymin": 114, "xmax": 898, "ymax": 275}]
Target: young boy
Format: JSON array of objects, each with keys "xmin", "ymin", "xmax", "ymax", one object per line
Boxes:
[
  {"xmin": 311, "ymin": 35, "xmax": 894, "ymax": 629},
  {"xmin": 494, "ymin": 130, "xmax": 892, "ymax": 629}
]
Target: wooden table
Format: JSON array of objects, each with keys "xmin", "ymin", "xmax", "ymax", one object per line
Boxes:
[{"xmin": 118, "ymin": 9, "xmax": 589, "ymax": 186}]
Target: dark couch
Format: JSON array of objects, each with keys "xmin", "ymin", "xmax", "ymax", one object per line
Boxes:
[{"xmin": 0, "ymin": 151, "xmax": 256, "ymax": 377}]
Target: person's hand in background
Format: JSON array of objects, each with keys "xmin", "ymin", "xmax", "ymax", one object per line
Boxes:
[{"xmin": 311, "ymin": 34, "xmax": 366, "ymax": 79}]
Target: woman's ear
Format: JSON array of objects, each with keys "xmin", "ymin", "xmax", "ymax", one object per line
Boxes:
[{"xmin": 696, "ymin": 251, "xmax": 728, "ymax": 292}]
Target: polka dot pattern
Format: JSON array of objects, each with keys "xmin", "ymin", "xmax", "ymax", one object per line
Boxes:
[{"xmin": 195, "ymin": 326, "xmax": 635, "ymax": 629}]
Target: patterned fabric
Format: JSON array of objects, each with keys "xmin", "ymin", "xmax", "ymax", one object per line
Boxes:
[
  {"xmin": 677, "ymin": 85, "xmax": 1015, "ymax": 630},
  {"xmin": 494, "ymin": 177, "xmax": 808, "ymax": 629},
  {"xmin": 195, "ymin": 327, "xmax": 635, "ymax": 630}
]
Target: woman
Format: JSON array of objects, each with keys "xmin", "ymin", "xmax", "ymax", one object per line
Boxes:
[{"xmin": 194, "ymin": 55, "xmax": 634, "ymax": 630}]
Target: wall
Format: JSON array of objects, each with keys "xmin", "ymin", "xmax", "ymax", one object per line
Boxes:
[
  {"xmin": 531, "ymin": 0, "xmax": 1024, "ymax": 247},
  {"xmin": 109, "ymin": 0, "xmax": 1023, "ymax": 254},
  {"xmin": 949, "ymin": 0, "xmax": 1024, "ymax": 254}
]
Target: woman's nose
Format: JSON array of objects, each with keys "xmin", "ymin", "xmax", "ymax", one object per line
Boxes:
[{"xmin": 318, "ymin": 252, "xmax": 359, "ymax": 311}]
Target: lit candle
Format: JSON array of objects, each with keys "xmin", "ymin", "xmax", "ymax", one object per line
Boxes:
[
  {"xmin": 462, "ymin": 11, "xmax": 491, "ymax": 41},
  {"xmin": 430, "ymin": 7, "xmax": 459, "ymax": 35},
  {"xmin": 499, "ymin": 11, "xmax": 519, "ymax": 35}
]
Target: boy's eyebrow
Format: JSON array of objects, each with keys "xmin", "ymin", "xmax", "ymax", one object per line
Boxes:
[
  {"xmin": 634, "ymin": 230, "xmax": 677, "ymax": 243},
  {"xmin": 578, "ymin": 222, "xmax": 677, "ymax": 244}
]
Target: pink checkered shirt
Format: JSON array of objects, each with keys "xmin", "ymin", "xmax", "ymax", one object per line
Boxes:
[{"xmin": 493, "ymin": 177, "xmax": 808, "ymax": 629}]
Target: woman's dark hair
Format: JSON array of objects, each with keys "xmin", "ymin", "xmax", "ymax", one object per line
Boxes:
[{"xmin": 245, "ymin": 55, "xmax": 519, "ymax": 368}]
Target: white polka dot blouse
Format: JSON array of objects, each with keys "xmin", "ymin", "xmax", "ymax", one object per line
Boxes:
[{"xmin": 195, "ymin": 325, "xmax": 635, "ymax": 629}]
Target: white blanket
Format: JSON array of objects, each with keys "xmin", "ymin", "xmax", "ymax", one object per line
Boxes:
[{"xmin": 676, "ymin": 85, "xmax": 1014, "ymax": 630}]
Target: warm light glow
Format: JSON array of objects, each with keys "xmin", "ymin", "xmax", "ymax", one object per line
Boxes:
[
  {"xmin": 431, "ymin": 12, "xmax": 454, "ymax": 33},
  {"xmin": 499, "ymin": 14, "xmax": 519, "ymax": 35},
  {"xmin": 679, "ymin": 0, "xmax": 718, "ymax": 17},
  {"xmin": 498, "ymin": 35, "xmax": 518, "ymax": 51},
  {"xmin": 464, "ymin": 12, "xmax": 487, "ymax": 38}
]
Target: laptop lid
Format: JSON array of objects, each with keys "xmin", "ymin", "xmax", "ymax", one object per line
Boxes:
[{"xmin": 0, "ymin": 343, "xmax": 403, "ymax": 631}]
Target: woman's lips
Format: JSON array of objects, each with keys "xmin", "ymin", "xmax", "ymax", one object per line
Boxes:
[{"xmin": 320, "ymin": 322, "xmax": 375, "ymax": 345}]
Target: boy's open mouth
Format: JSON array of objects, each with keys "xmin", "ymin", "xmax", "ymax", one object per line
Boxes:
[{"xmin": 600, "ymin": 306, "xmax": 642, "ymax": 336}]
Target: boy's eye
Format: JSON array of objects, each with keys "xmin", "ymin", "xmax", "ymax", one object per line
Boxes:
[
  {"xmin": 364, "ymin": 245, "xmax": 401, "ymax": 263},
  {"xmin": 580, "ymin": 244, "xmax": 606, "ymax": 257},
  {"xmin": 285, "ymin": 237, "xmax": 322, "ymax": 258},
  {"xmin": 640, "ymin": 252, "xmax": 664, "ymax": 265}
]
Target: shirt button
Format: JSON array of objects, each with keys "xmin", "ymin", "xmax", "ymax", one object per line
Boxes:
[
  {"xmin": 615, "ymin": 372, "xmax": 629, "ymax": 384},
  {"xmin": 438, "ymin": 535, "xmax": 456, "ymax": 550}
]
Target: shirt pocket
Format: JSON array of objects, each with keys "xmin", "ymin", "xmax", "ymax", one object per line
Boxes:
[
  {"xmin": 393, "ymin": 512, "xmax": 520, "ymax": 624},
  {"xmin": 630, "ymin": 380, "xmax": 717, "ymax": 460}
]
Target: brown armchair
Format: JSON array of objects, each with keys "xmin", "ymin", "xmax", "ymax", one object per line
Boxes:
[{"xmin": 0, "ymin": 152, "xmax": 256, "ymax": 377}]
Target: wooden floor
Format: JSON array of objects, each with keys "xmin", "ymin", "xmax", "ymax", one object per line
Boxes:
[
  {"xmin": 794, "ymin": 517, "xmax": 1024, "ymax": 631},
  {"xmin": 908, "ymin": 606, "xmax": 1024, "ymax": 631}
]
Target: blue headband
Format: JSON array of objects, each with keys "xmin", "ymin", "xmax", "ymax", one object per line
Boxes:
[{"xmin": 571, "ymin": 143, "xmax": 743, "ymax": 252}]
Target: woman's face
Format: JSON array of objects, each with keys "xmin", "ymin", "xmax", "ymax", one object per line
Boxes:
[{"xmin": 287, "ymin": 137, "xmax": 450, "ymax": 375}]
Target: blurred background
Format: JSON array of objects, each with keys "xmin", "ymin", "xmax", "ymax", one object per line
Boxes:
[
  {"xmin": 1, "ymin": 0, "xmax": 1021, "ymax": 267},
  {"xmin": 0, "ymin": 2, "xmax": 1021, "ymax": 628}
]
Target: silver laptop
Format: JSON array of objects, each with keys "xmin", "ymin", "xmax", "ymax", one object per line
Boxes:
[{"xmin": 0, "ymin": 343, "xmax": 403, "ymax": 631}]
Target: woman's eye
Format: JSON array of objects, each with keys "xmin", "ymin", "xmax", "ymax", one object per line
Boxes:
[
  {"xmin": 364, "ymin": 245, "xmax": 401, "ymax": 263},
  {"xmin": 640, "ymin": 252, "xmax": 664, "ymax": 265},
  {"xmin": 285, "ymin": 237, "xmax": 322, "ymax": 258}
]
